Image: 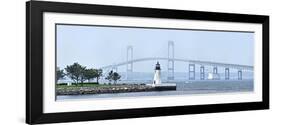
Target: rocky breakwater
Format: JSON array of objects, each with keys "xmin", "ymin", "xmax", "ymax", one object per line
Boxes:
[{"xmin": 56, "ymin": 84, "xmax": 157, "ymax": 95}]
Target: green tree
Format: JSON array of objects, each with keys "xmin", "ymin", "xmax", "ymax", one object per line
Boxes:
[
  {"xmin": 56, "ymin": 67, "xmax": 65, "ymax": 82},
  {"xmin": 80, "ymin": 70, "xmax": 87, "ymax": 86},
  {"xmin": 94, "ymin": 69, "xmax": 103, "ymax": 84},
  {"xmin": 65, "ymin": 62, "xmax": 87, "ymax": 85},
  {"xmin": 84, "ymin": 68, "xmax": 97, "ymax": 82},
  {"xmin": 112, "ymin": 72, "xmax": 121, "ymax": 84},
  {"xmin": 105, "ymin": 70, "xmax": 113, "ymax": 84}
]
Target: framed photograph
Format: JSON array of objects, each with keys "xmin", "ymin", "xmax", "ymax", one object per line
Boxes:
[{"xmin": 26, "ymin": 1, "xmax": 269, "ymax": 124}]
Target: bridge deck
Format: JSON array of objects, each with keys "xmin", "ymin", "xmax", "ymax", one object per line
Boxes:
[{"xmin": 100, "ymin": 57, "xmax": 253, "ymax": 70}]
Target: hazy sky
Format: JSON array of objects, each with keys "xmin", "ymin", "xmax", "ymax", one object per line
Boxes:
[{"xmin": 56, "ymin": 24, "xmax": 254, "ymax": 72}]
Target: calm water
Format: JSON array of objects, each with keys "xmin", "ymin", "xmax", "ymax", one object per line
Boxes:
[{"xmin": 57, "ymin": 80, "xmax": 253, "ymax": 100}]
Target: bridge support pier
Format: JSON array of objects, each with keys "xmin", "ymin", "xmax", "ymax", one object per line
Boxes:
[
  {"xmin": 189, "ymin": 64, "xmax": 195, "ymax": 80},
  {"xmin": 238, "ymin": 70, "xmax": 242, "ymax": 80},
  {"xmin": 225, "ymin": 68, "xmax": 229, "ymax": 80},
  {"xmin": 213, "ymin": 66, "xmax": 218, "ymax": 74},
  {"xmin": 200, "ymin": 66, "xmax": 205, "ymax": 80}
]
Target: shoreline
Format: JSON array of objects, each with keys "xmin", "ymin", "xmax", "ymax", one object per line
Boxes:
[{"xmin": 56, "ymin": 84, "xmax": 175, "ymax": 95}]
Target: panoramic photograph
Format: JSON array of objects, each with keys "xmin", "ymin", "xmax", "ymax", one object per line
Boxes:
[{"xmin": 55, "ymin": 24, "xmax": 254, "ymax": 100}]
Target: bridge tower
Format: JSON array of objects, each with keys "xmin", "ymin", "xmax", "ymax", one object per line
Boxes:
[
  {"xmin": 167, "ymin": 41, "xmax": 175, "ymax": 80},
  {"xmin": 126, "ymin": 46, "xmax": 133, "ymax": 80}
]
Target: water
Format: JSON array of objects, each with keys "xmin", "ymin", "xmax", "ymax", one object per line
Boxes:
[
  {"xmin": 57, "ymin": 80, "xmax": 253, "ymax": 100},
  {"xmin": 58, "ymin": 72, "xmax": 254, "ymax": 83}
]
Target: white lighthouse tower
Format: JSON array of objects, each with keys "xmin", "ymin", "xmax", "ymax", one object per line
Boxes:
[{"xmin": 153, "ymin": 61, "xmax": 162, "ymax": 86}]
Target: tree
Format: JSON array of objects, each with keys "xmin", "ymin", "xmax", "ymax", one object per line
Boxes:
[
  {"xmin": 105, "ymin": 70, "xmax": 121, "ymax": 84},
  {"xmin": 80, "ymin": 70, "xmax": 87, "ymax": 85},
  {"xmin": 65, "ymin": 62, "xmax": 87, "ymax": 85},
  {"xmin": 84, "ymin": 68, "xmax": 97, "ymax": 82},
  {"xmin": 94, "ymin": 69, "xmax": 103, "ymax": 84},
  {"xmin": 56, "ymin": 67, "xmax": 65, "ymax": 82},
  {"xmin": 105, "ymin": 70, "xmax": 113, "ymax": 84},
  {"xmin": 112, "ymin": 72, "xmax": 121, "ymax": 84}
]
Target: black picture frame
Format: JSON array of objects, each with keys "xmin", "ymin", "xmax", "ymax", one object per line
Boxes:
[{"xmin": 26, "ymin": 1, "xmax": 269, "ymax": 124}]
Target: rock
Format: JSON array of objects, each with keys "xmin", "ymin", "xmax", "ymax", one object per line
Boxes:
[{"xmin": 56, "ymin": 84, "xmax": 159, "ymax": 95}]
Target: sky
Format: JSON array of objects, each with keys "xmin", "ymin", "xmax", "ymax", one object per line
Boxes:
[{"xmin": 56, "ymin": 24, "xmax": 254, "ymax": 73}]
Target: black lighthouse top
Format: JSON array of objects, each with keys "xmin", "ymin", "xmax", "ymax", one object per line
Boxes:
[{"xmin": 155, "ymin": 61, "xmax": 161, "ymax": 70}]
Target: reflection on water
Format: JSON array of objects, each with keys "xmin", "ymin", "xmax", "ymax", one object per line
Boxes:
[{"xmin": 57, "ymin": 80, "xmax": 253, "ymax": 100}]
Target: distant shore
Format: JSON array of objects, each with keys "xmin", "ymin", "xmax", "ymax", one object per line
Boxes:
[{"xmin": 56, "ymin": 84, "xmax": 161, "ymax": 95}]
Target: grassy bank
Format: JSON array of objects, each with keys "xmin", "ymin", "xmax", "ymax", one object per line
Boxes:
[{"xmin": 57, "ymin": 83, "xmax": 106, "ymax": 88}]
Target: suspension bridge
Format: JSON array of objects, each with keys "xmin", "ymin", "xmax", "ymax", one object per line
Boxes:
[{"xmin": 99, "ymin": 41, "xmax": 253, "ymax": 80}]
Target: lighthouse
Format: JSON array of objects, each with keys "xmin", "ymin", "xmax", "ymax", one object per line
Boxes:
[
  {"xmin": 149, "ymin": 61, "xmax": 176, "ymax": 90},
  {"xmin": 153, "ymin": 61, "xmax": 161, "ymax": 86}
]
